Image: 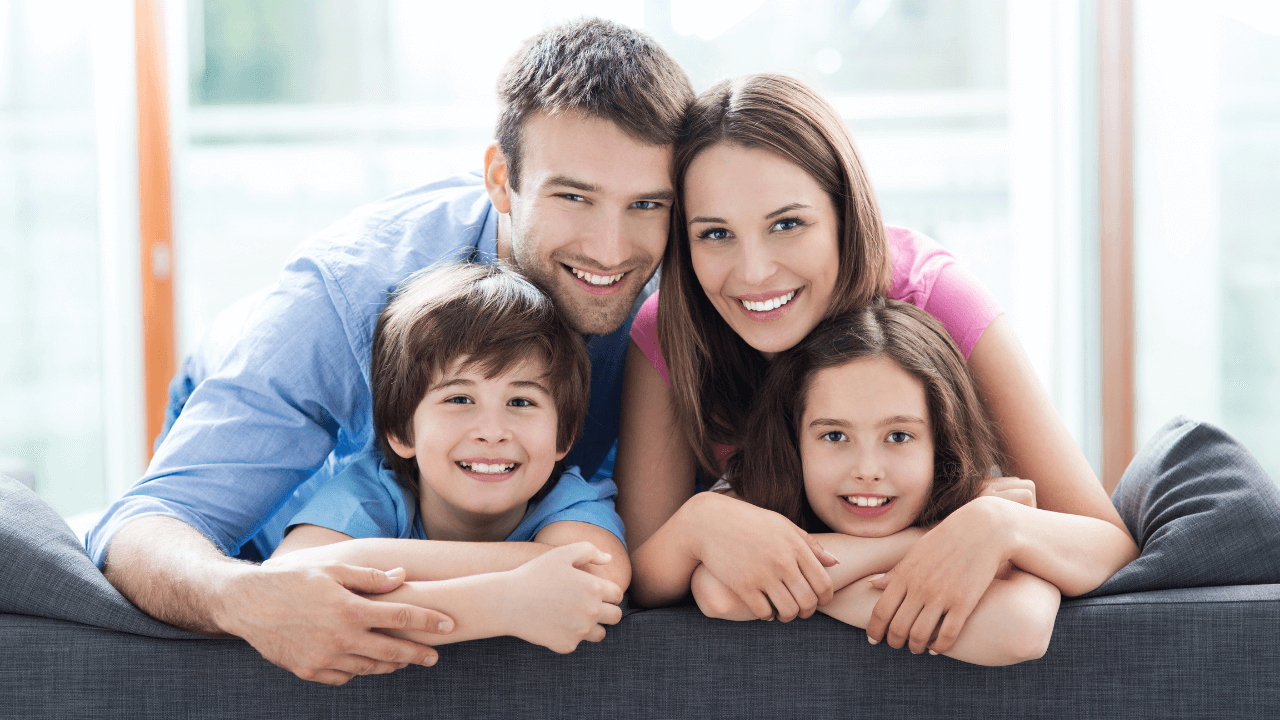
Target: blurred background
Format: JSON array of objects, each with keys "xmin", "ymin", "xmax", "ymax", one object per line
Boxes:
[{"xmin": 2, "ymin": 0, "xmax": 1278, "ymax": 523}]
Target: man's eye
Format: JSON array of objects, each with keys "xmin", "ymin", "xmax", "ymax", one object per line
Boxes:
[
  {"xmin": 633, "ymin": 200, "xmax": 663, "ymax": 210},
  {"xmin": 772, "ymin": 217, "xmax": 804, "ymax": 232},
  {"xmin": 560, "ymin": 193, "xmax": 586, "ymax": 202},
  {"xmin": 696, "ymin": 227, "xmax": 731, "ymax": 241},
  {"xmin": 821, "ymin": 431, "xmax": 847, "ymax": 442},
  {"xmin": 887, "ymin": 431, "xmax": 912, "ymax": 444},
  {"xmin": 508, "ymin": 397, "xmax": 535, "ymax": 408}
]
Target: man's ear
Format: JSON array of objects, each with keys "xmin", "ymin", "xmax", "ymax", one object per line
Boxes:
[
  {"xmin": 484, "ymin": 143, "xmax": 512, "ymax": 214},
  {"xmin": 386, "ymin": 433, "xmax": 416, "ymax": 459}
]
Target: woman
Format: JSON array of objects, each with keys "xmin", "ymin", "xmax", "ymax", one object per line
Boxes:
[{"xmin": 616, "ymin": 74, "xmax": 1138, "ymax": 656}]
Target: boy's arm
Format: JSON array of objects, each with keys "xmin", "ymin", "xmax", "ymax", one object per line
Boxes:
[
  {"xmin": 691, "ymin": 529, "xmax": 924, "ymax": 621},
  {"xmin": 271, "ymin": 521, "xmax": 630, "ymax": 590},
  {"xmin": 821, "ymin": 564, "xmax": 1061, "ymax": 666}
]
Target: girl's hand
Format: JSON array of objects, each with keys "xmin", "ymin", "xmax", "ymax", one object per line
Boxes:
[
  {"xmin": 502, "ymin": 542, "xmax": 624, "ymax": 653},
  {"xmin": 865, "ymin": 496, "xmax": 1015, "ymax": 655},
  {"xmin": 980, "ymin": 476, "xmax": 1037, "ymax": 508},
  {"xmin": 684, "ymin": 491, "xmax": 839, "ymax": 622}
]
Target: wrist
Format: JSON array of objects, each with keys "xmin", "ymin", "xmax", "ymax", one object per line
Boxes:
[
  {"xmin": 674, "ymin": 491, "xmax": 716, "ymax": 565},
  {"xmin": 206, "ymin": 560, "xmax": 259, "ymax": 638},
  {"xmin": 968, "ymin": 495, "xmax": 1022, "ymax": 564}
]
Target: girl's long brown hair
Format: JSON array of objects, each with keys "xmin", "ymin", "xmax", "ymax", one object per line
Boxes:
[
  {"xmin": 658, "ymin": 74, "xmax": 892, "ymax": 477},
  {"xmin": 726, "ymin": 300, "xmax": 1003, "ymax": 531}
]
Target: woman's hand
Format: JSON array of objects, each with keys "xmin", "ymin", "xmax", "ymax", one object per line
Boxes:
[
  {"xmin": 980, "ymin": 476, "xmax": 1037, "ymax": 509},
  {"xmin": 865, "ymin": 496, "xmax": 1015, "ymax": 655},
  {"xmin": 684, "ymin": 491, "xmax": 839, "ymax": 622}
]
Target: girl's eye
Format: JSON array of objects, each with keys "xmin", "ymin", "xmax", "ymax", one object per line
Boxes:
[
  {"xmin": 821, "ymin": 431, "xmax": 847, "ymax": 443},
  {"xmin": 508, "ymin": 397, "xmax": 535, "ymax": 408},
  {"xmin": 887, "ymin": 431, "xmax": 912, "ymax": 444},
  {"xmin": 444, "ymin": 396, "xmax": 473, "ymax": 405},
  {"xmin": 771, "ymin": 217, "xmax": 805, "ymax": 232},
  {"xmin": 695, "ymin": 227, "xmax": 732, "ymax": 241}
]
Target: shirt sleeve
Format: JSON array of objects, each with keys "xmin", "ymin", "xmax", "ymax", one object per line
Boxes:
[
  {"xmin": 85, "ymin": 255, "xmax": 371, "ymax": 567},
  {"xmin": 885, "ymin": 225, "xmax": 1001, "ymax": 359},
  {"xmin": 285, "ymin": 453, "xmax": 413, "ymax": 539},
  {"xmin": 628, "ymin": 292, "xmax": 670, "ymax": 385},
  {"xmin": 508, "ymin": 465, "xmax": 626, "ymax": 548}
]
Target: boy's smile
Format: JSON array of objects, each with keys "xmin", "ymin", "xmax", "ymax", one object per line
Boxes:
[{"xmin": 386, "ymin": 358, "xmax": 566, "ymax": 542}]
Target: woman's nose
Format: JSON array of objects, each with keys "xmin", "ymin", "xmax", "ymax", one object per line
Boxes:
[{"xmin": 737, "ymin": 236, "xmax": 777, "ymax": 286}]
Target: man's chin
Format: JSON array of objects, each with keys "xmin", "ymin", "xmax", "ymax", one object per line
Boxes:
[{"xmin": 553, "ymin": 285, "xmax": 642, "ymax": 336}]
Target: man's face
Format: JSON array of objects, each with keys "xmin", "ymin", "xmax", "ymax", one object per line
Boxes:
[{"xmin": 488, "ymin": 112, "xmax": 673, "ymax": 336}]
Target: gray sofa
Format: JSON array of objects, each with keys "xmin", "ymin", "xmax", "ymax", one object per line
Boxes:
[{"xmin": 4, "ymin": 417, "xmax": 1280, "ymax": 718}]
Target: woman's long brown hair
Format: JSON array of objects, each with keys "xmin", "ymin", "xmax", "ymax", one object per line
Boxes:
[
  {"xmin": 658, "ymin": 74, "xmax": 892, "ymax": 477},
  {"xmin": 726, "ymin": 300, "xmax": 1003, "ymax": 531}
]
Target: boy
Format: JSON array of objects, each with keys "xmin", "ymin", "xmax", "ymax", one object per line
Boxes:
[{"xmin": 267, "ymin": 262, "xmax": 624, "ymax": 653}]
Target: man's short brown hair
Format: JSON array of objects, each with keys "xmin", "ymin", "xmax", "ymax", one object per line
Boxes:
[
  {"xmin": 494, "ymin": 17, "xmax": 694, "ymax": 190},
  {"xmin": 371, "ymin": 262, "xmax": 591, "ymax": 499}
]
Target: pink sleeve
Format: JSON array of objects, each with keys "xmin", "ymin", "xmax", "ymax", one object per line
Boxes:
[
  {"xmin": 629, "ymin": 291, "xmax": 671, "ymax": 385},
  {"xmin": 886, "ymin": 225, "xmax": 1002, "ymax": 358}
]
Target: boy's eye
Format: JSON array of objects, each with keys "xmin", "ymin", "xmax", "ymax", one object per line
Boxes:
[
  {"xmin": 821, "ymin": 431, "xmax": 847, "ymax": 443},
  {"xmin": 887, "ymin": 431, "xmax": 912, "ymax": 444},
  {"xmin": 771, "ymin": 217, "xmax": 804, "ymax": 232},
  {"xmin": 696, "ymin": 227, "xmax": 732, "ymax": 241},
  {"xmin": 508, "ymin": 397, "xmax": 535, "ymax": 408},
  {"xmin": 444, "ymin": 396, "xmax": 473, "ymax": 405}
]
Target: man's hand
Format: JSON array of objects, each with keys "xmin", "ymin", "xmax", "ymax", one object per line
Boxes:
[
  {"xmin": 500, "ymin": 542, "xmax": 624, "ymax": 653},
  {"xmin": 685, "ymin": 492, "xmax": 838, "ymax": 622},
  {"xmin": 865, "ymin": 496, "xmax": 1013, "ymax": 655},
  {"xmin": 216, "ymin": 561, "xmax": 455, "ymax": 685}
]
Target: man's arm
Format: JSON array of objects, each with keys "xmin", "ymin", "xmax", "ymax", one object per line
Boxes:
[{"xmin": 105, "ymin": 517, "xmax": 454, "ymax": 686}]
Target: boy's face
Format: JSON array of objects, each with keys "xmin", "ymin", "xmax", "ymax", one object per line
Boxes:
[
  {"xmin": 486, "ymin": 111, "xmax": 674, "ymax": 336},
  {"xmin": 386, "ymin": 357, "xmax": 566, "ymax": 540}
]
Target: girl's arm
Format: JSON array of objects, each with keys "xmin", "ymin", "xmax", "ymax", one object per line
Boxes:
[
  {"xmin": 270, "ymin": 520, "xmax": 630, "ymax": 589},
  {"xmin": 865, "ymin": 316, "xmax": 1138, "ymax": 652},
  {"xmin": 692, "ymin": 529, "xmax": 923, "ymax": 621},
  {"xmin": 825, "ymin": 564, "xmax": 1060, "ymax": 667},
  {"xmin": 617, "ymin": 341, "xmax": 836, "ymax": 618}
]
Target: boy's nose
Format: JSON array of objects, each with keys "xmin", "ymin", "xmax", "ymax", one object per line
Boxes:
[{"xmin": 470, "ymin": 410, "xmax": 511, "ymax": 444}]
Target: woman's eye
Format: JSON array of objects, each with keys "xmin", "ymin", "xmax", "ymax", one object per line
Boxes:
[
  {"xmin": 887, "ymin": 431, "xmax": 912, "ymax": 444},
  {"xmin": 772, "ymin": 217, "xmax": 804, "ymax": 232},
  {"xmin": 508, "ymin": 397, "xmax": 535, "ymax": 408},
  {"xmin": 821, "ymin": 431, "xmax": 847, "ymax": 442},
  {"xmin": 696, "ymin": 227, "xmax": 731, "ymax": 241}
]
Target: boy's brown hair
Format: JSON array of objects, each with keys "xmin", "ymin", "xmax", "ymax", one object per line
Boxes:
[
  {"xmin": 494, "ymin": 17, "xmax": 694, "ymax": 190},
  {"xmin": 371, "ymin": 262, "xmax": 591, "ymax": 500},
  {"xmin": 727, "ymin": 299, "xmax": 1003, "ymax": 531}
]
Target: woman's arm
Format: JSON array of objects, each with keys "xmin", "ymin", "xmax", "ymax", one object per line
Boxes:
[
  {"xmin": 270, "ymin": 521, "xmax": 630, "ymax": 589},
  {"xmin": 865, "ymin": 316, "xmax": 1138, "ymax": 651},
  {"xmin": 617, "ymin": 341, "xmax": 836, "ymax": 619},
  {"xmin": 692, "ymin": 529, "xmax": 924, "ymax": 621},
  {"xmin": 825, "ymin": 564, "xmax": 1060, "ymax": 666}
]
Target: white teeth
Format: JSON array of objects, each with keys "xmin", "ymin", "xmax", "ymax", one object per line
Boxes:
[
  {"xmin": 739, "ymin": 290, "xmax": 797, "ymax": 313},
  {"xmin": 845, "ymin": 496, "xmax": 891, "ymax": 508},
  {"xmin": 458, "ymin": 461, "xmax": 516, "ymax": 474},
  {"xmin": 571, "ymin": 268, "xmax": 624, "ymax": 286}
]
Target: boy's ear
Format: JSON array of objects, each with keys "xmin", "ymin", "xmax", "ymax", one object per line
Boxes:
[
  {"xmin": 385, "ymin": 433, "xmax": 416, "ymax": 459},
  {"xmin": 483, "ymin": 143, "xmax": 512, "ymax": 214},
  {"xmin": 555, "ymin": 448, "xmax": 569, "ymax": 462}
]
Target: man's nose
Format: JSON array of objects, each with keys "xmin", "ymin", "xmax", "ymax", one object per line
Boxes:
[{"xmin": 580, "ymin": 211, "xmax": 629, "ymax": 269}]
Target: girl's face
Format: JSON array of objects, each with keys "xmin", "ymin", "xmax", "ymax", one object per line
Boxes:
[
  {"xmin": 799, "ymin": 356, "xmax": 934, "ymax": 538},
  {"xmin": 684, "ymin": 143, "xmax": 841, "ymax": 357}
]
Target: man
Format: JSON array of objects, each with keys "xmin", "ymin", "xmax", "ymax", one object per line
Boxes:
[{"xmin": 87, "ymin": 18, "xmax": 693, "ymax": 686}]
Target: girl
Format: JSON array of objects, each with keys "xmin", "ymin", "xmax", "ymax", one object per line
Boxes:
[
  {"xmin": 689, "ymin": 300, "xmax": 1060, "ymax": 666},
  {"xmin": 618, "ymin": 74, "xmax": 1138, "ymax": 657}
]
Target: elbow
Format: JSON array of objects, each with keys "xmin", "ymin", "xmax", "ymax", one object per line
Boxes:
[{"xmin": 992, "ymin": 605, "xmax": 1057, "ymax": 666}]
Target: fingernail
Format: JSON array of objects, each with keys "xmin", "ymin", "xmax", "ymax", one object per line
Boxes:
[
  {"xmin": 424, "ymin": 654, "xmax": 438, "ymax": 666},
  {"xmin": 602, "ymin": 553, "xmax": 612, "ymax": 562},
  {"xmin": 387, "ymin": 567, "xmax": 405, "ymax": 578},
  {"xmin": 438, "ymin": 620, "xmax": 453, "ymax": 633},
  {"xmin": 867, "ymin": 635, "xmax": 879, "ymax": 645},
  {"xmin": 867, "ymin": 573, "xmax": 885, "ymax": 582},
  {"xmin": 929, "ymin": 650, "xmax": 938, "ymax": 656}
]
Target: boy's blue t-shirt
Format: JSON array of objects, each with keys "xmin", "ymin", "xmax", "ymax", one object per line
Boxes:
[{"xmin": 286, "ymin": 453, "xmax": 626, "ymax": 546}]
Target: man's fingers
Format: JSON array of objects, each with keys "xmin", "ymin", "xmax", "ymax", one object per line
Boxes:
[
  {"xmin": 360, "ymin": 598, "xmax": 454, "ymax": 635},
  {"xmin": 349, "ymin": 630, "xmax": 440, "ymax": 668},
  {"xmin": 331, "ymin": 563, "xmax": 407, "ymax": 595},
  {"xmin": 866, "ymin": 580, "xmax": 906, "ymax": 643},
  {"xmin": 331, "ymin": 653, "xmax": 406, "ymax": 678},
  {"xmin": 307, "ymin": 669, "xmax": 355, "ymax": 686}
]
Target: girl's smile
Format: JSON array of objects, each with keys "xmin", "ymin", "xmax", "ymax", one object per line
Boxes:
[{"xmin": 800, "ymin": 355, "xmax": 934, "ymax": 537}]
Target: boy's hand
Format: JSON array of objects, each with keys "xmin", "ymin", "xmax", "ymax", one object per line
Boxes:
[{"xmin": 502, "ymin": 542, "xmax": 624, "ymax": 653}]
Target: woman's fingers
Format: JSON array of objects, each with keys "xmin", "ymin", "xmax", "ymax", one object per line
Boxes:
[
  {"xmin": 884, "ymin": 594, "xmax": 926, "ymax": 650},
  {"xmin": 780, "ymin": 572, "xmax": 820, "ymax": 619},
  {"xmin": 929, "ymin": 609, "xmax": 969, "ymax": 655},
  {"xmin": 907, "ymin": 606, "xmax": 944, "ymax": 654},
  {"xmin": 866, "ymin": 575, "xmax": 906, "ymax": 643},
  {"xmin": 765, "ymin": 580, "xmax": 801, "ymax": 622}
]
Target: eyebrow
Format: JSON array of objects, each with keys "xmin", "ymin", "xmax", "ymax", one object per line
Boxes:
[
  {"xmin": 689, "ymin": 203, "xmax": 814, "ymax": 226},
  {"xmin": 807, "ymin": 415, "xmax": 927, "ymax": 429},
  {"xmin": 429, "ymin": 377, "xmax": 552, "ymax": 396},
  {"xmin": 544, "ymin": 175, "xmax": 674, "ymax": 202}
]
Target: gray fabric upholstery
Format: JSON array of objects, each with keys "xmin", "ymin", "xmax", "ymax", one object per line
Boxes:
[
  {"xmin": 0, "ymin": 475, "xmax": 197, "ymax": 639},
  {"xmin": 1088, "ymin": 416, "xmax": 1280, "ymax": 597},
  {"xmin": 2, "ymin": 588, "xmax": 1279, "ymax": 719}
]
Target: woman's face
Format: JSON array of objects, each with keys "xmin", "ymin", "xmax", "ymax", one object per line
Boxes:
[{"xmin": 684, "ymin": 143, "xmax": 841, "ymax": 356}]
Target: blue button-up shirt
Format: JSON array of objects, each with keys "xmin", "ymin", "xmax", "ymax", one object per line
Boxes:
[{"xmin": 86, "ymin": 173, "xmax": 641, "ymax": 566}]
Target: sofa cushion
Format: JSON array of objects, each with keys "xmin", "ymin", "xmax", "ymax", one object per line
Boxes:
[
  {"xmin": 0, "ymin": 475, "xmax": 196, "ymax": 639},
  {"xmin": 1088, "ymin": 416, "xmax": 1280, "ymax": 596}
]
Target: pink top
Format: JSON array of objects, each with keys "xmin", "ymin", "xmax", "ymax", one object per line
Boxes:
[{"xmin": 630, "ymin": 225, "xmax": 1001, "ymax": 386}]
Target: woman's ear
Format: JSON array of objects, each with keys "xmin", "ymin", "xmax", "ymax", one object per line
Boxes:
[
  {"xmin": 483, "ymin": 143, "xmax": 512, "ymax": 214},
  {"xmin": 386, "ymin": 432, "xmax": 416, "ymax": 459}
]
